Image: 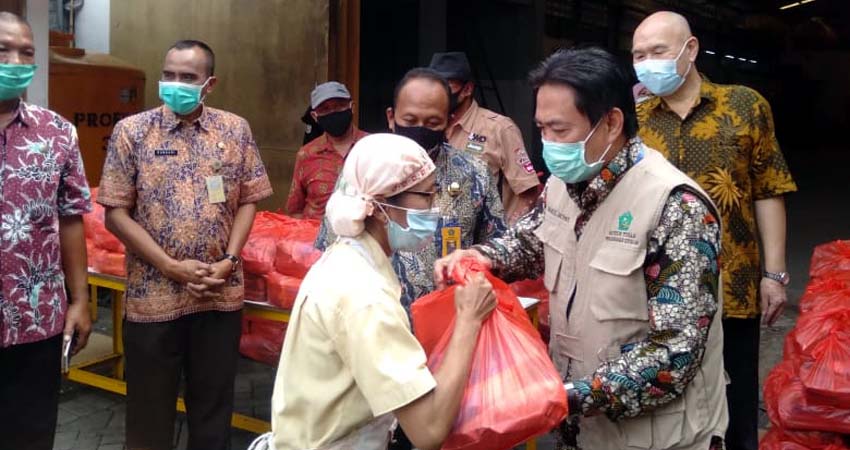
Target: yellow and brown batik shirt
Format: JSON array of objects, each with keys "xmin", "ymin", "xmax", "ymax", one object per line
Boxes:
[{"xmin": 637, "ymin": 78, "xmax": 797, "ymax": 318}]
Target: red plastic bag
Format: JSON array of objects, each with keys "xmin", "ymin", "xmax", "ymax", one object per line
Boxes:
[
  {"xmin": 794, "ymin": 307, "xmax": 850, "ymax": 354},
  {"xmin": 760, "ymin": 427, "xmax": 846, "ymax": 450},
  {"xmin": 810, "ymin": 240, "xmax": 850, "ymax": 279},
  {"xmin": 778, "ymin": 374, "xmax": 850, "ymax": 435},
  {"xmin": 244, "ymin": 272, "xmax": 267, "ymax": 302},
  {"xmin": 239, "ymin": 316, "xmax": 287, "ymax": 366},
  {"xmin": 800, "ymin": 277, "xmax": 850, "ymax": 313},
  {"xmin": 509, "ymin": 278, "xmax": 550, "ymax": 343},
  {"xmin": 265, "ymin": 272, "xmax": 302, "ymax": 310},
  {"xmin": 86, "ymin": 240, "xmax": 97, "ymax": 268},
  {"xmin": 90, "ymin": 248, "xmax": 126, "ymax": 277},
  {"xmin": 241, "ymin": 212, "xmax": 291, "ymax": 274},
  {"xmin": 84, "ymin": 188, "xmax": 125, "ymax": 253},
  {"xmin": 798, "ymin": 329, "xmax": 850, "ymax": 407},
  {"xmin": 274, "ymin": 220, "xmax": 322, "ymax": 278},
  {"xmin": 418, "ymin": 259, "xmax": 567, "ymax": 450},
  {"xmin": 764, "ymin": 360, "xmax": 796, "ymax": 428}
]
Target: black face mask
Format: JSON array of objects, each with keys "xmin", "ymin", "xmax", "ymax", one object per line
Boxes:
[
  {"xmin": 317, "ymin": 109, "xmax": 353, "ymax": 137},
  {"xmin": 449, "ymin": 90, "xmax": 461, "ymax": 113},
  {"xmin": 393, "ymin": 123, "xmax": 445, "ymax": 157}
]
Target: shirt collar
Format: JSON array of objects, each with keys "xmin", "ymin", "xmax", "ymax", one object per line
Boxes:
[
  {"xmin": 4, "ymin": 100, "xmax": 34, "ymax": 128},
  {"xmin": 565, "ymin": 137, "xmax": 645, "ymax": 211},
  {"xmin": 643, "ymin": 74, "xmax": 716, "ymax": 114},
  {"xmin": 160, "ymin": 105, "xmax": 213, "ymax": 132},
  {"xmin": 452, "ymin": 99, "xmax": 481, "ymax": 135},
  {"xmin": 313, "ymin": 128, "xmax": 363, "ymax": 156}
]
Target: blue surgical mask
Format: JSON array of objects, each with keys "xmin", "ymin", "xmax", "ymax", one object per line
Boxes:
[
  {"xmin": 542, "ymin": 121, "xmax": 613, "ymax": 184},
  {"xmin": 376, "ymin": 203, "xmax": 439, "ymax": 252},
  {"xmin": 0, "ymin": 63, "xmax": 36, "ymax": 101},
  {"xmin": 159, "ymin": 78, "xmax": 209, "ymax": 115},
  {"xmin": 633, "ymin": 40, "xmax": 693, "ymax": 96}
]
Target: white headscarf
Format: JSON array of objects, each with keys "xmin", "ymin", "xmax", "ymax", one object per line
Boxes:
[{"xmin": 325, "ymin": 133, "xmax": 436, "ymax": 237}]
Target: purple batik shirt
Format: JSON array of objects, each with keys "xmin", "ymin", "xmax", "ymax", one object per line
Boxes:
[{"xmin": 0, "ymin": 101, "xmax": 92, "ymax": 348}]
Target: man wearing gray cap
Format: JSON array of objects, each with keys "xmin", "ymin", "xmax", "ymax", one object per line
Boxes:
[
  {"xmin": 430, "ymin": 52, "xmax": 540, "ymax": 224},
  {"xmin": 286, "ymin": 81, "xmax": 367, "ymax": 219}
]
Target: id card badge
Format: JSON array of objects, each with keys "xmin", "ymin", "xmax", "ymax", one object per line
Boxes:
[
  {"xmin": 440, "ymin": 217, "xmax": 462, "ymax": 257},
  {"xmin": 206, "ymin": 175, "xmax": 226, "ymax": 204}
]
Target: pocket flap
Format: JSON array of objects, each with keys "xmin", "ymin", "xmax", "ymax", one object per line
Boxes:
[{"xmin": 589, "ymin": 244, "xmax": 645, "ymax": 276}]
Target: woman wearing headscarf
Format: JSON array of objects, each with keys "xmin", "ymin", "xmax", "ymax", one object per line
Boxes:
[{"xmin": 249, "ymin": 134, "xmax": 496, "ymax": 450}]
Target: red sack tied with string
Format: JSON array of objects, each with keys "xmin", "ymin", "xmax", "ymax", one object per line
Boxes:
[{"xmin": 412, "ymin": 258, "xmax": 567, "ymax": 450}]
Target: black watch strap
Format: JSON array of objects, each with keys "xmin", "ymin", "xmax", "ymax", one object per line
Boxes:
[{"xmin": 221, "ymin": 253, "xmax": 240, "ymax": 271}]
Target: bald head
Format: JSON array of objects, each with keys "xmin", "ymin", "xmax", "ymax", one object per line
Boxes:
[
  {"xmin": 632, "ymin": 11, "xmax": 699, "ymax": 72},
  {"xmin": 636, "ymin": 11, "xmax": 692, "ymax": 43}
]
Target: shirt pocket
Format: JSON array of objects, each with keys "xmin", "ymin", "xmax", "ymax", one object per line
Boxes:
[{"xmin": 588, "ymin": 244, "xmax": 649, "ymax": 322}]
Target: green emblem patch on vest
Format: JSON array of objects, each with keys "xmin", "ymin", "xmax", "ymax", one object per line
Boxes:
[{"xmin": 618, "ymin": 211, "xmax": 633, "ymax": 231}]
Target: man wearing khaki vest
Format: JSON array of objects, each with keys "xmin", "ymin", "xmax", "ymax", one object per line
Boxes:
[{"xmin": 435, "ymin": 47, "xmax": 728, "ymax": 450}]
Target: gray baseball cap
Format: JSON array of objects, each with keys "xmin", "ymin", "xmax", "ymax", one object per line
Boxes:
[{"xmin": 310, "ymin": 81, "xmax": 351, "ymax": 109}]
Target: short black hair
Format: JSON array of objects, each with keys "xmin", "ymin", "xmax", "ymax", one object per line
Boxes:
[
  {"xmin": 393, "ymin": 67, "xmax": 451, "ymax": 113},
  {"xmin": 168, "ymin": 39, "xmax": 215, "ymax": 77},
  {"xmin": 529, "ymin": 47, "xmax": 638, "ymax": 138}
]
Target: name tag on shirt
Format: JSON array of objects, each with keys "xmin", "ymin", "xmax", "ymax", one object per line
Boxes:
[
  {"xmin": 441, "ymin": 222, "xmax": 462, "ymax": 257},
  {"xmin": 206, "ymin": 175, "xmax": 225, "ymax": 204},
  {"xmin": 154, "ymin": 149, "xmax": 178, "ymax": 156}
]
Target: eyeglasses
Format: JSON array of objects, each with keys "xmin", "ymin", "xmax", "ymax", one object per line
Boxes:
[{"xmin": 398, "ymin": 189, "xmax": 438, "ymax": 208}]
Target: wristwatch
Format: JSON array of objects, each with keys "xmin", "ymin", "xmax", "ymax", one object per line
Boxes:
[
  {"xmin": 763, "ymin": 271, "xmax": 790, "ymax": 286},
  {"xmin": 221, "ymin": 253, "xmax": 240, "ymax": 272}
]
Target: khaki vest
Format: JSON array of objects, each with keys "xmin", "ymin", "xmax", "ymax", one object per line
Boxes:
[{"xmin": 534, "ymin": 146, "xmax": 728, "ymax": 450}]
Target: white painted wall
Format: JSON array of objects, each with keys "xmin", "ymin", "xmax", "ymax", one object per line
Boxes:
[
  {"xmin": 75, "ymin": 0, "xmax": 109, "ymax": 53},
  {"xmin": 27, "ymin": 0, "xmax": 50, "ymax": 107}
]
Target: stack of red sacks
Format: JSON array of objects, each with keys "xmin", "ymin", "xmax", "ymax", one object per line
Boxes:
[
  {"xmin": 762, "ymin": 240, "xmax": 850, "ymax": 449},
  {"xmin": 412, "ymin": 258, "xmax": 567, "ymax": 450},
  {"xmin": 239, "ymin": 211, "xmax": 322, "ymax": 365},
  {"xmin": 83, "ymin": 187, "xmax": 126, "ymax": 276}
]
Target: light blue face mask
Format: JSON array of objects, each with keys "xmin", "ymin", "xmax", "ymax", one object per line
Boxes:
[
  {"xmin": 0, "ymin": 63, "xmax": 36, "ymax": 101},
  {"xmin": 633, "ymin": 40, "xmax": 693, "ymax": 96},
  {"xmin": 541, "ymin": 121, "xmax": 613, "ymax": 184},
  {"xmin": 376, "ymin": 203, "xmax": 439, "ymax": 252},
  {"xmin": 158, "ymin": 78, "xmax": 209, "ymax": 115}
]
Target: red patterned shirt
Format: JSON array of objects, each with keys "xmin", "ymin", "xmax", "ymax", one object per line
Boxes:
[
  {"xmin": 0, "ymin": 101, "xmax": 92, "ymax": 347},
  {"xmin": 285, "ymin": 129, "xmax": 368, "ymax": 220}
]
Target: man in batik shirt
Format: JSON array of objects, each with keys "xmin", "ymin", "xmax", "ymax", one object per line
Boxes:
[
  {"xmin": 632, "ymin": 12, "xmax": 797, "ymax": 450},
  {"xmin": 0, "ymin": 12, "xmax": 92, "ymax": 450},
  {"xmin": 317, "ymin": 68, "xmax": 506, "ymax": 311},
  {"xmin": 436, "ymin": 48, "xmax": 728, "ymax": 450},
  {"xmin": 99, "ymin": 40, "xmax": 272, "ymax": 450}
]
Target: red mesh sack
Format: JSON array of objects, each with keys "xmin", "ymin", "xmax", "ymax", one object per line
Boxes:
[
  {"xmin": 241, "ymin": 212, "xmax": 291, "ymax": 274},
  {"xmin": 244, "ymin": 272, "xmax": 267, "ymax": 302},
  {"xmin": 778, "ymin": 374, "xmax": 850, "ymax": 434},
  {"xmin": 239, "ymin": 316, "xmax": 287, "ymax": 366},
  {"xmin": 799, "ymin": 276, "xmax": 850, "ymax": 314},
  {"xmin": 265, "ymin": 272, "xmax": 302, "ymax": 310},
  {"xmin": 798, "ymin": 329, "xmax": 850, "ymax": 408},
  {"xmin": 417, "ymin": 258, "xmax": 568, "ymax": 450},
  {"xmin": 782, "ymin": 331, "xmax": 803, "ymax": 364},
  {"xmin": 90, "ymin": 248, "xmax": 126, "ymax": 277},
  {"xmin": 274, "ymin": 219, "xmax": 322, "ymax": 278},
  {"xmin": 809, "ymin": 240, "xmax": 850, "ymax": 279}
]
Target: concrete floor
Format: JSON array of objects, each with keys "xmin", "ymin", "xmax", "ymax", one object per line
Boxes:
[{"xmin": 53, "ymin": 159, "xmax": 844, "ymax": 449}]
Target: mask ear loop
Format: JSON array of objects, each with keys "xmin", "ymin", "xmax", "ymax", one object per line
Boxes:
[
  {"xmin": 676, "ymin": 38, "xmax": 694, "ymax": 82},
  {"xmin": 199, "ymin": 77, "xmax": 212, "ymax": 105}
]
